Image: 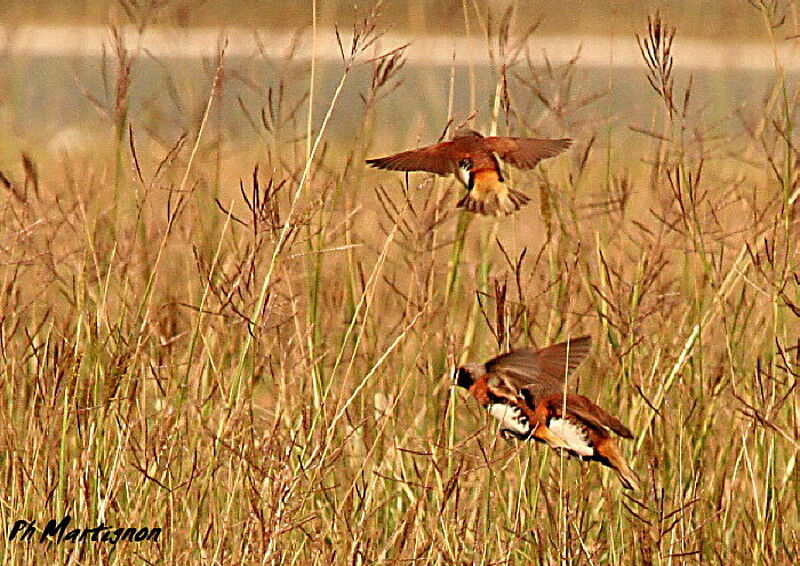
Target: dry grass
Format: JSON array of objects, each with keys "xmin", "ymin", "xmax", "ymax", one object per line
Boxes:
[{"xmin": 0, "ymin": 3, "xmax": 798, "ymax": 565}]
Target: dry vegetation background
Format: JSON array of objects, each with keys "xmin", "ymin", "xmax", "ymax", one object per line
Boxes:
[
  {"xmin": 2, "ymin": 0, "xmax": 785, "ymax": 39},
  {"xmin": 0, "ymin": 1, "xmax": 798, "ymax": 564}
]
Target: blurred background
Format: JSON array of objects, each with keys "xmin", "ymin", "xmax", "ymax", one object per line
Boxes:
[
  {"xmin": 2, "ymin": 0, "xmax": 798, "ymax": 161},
  {"xmin": 1, "ymin": 0, "xmax": 786, "ymax": 36}
]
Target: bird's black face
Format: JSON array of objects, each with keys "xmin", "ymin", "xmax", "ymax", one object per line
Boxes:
[{"xmin": 453, "ymin": 366, "xmax": 474, "ymax": 389}]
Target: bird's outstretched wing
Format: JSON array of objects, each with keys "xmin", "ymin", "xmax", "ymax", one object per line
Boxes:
[
  {"xmin": 485, "ymin": 336, "xmax": 591, "ymax": 398},
  {"xmin": 485, "ymin": 137, "xmax": 572, "ymax": 169},
  {"xmin": 365, "ymin": 142, "xmax": 456, "ymax": 175}
]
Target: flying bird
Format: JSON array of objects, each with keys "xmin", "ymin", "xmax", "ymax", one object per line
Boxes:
[
  {"xmin": 366, "ymin": 128, "xmax": 571, "ymax": 216},
  {"xmin": 452, "ymin": 336, "xmax": 640, "ymax": 490}
]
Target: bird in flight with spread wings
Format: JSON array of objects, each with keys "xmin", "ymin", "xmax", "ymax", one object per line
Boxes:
[
  {"xmin": 452, "ymin": 336, "xmax": 640, "ymax": 490},
  {"xmin": 366, "ymin": 128, "xmax": 570, "ymax": 216}
]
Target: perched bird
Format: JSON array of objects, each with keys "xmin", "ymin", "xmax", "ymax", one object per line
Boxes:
[
  {"xmin": 453, "ymin": 336, "xmax": 640, "ymax": 490},
  {"xmin": 366, "ymin": 128, "xmax": 571, "ymax": 216}
]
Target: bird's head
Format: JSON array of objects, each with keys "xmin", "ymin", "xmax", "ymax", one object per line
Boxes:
[{"xmin": 452, "ymin": 363, "xmax": 484, "ymax": 389}]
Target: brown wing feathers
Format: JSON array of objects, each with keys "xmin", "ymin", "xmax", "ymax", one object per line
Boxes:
[
  {"xmin": 483, "ymin": 336, "xmax": 591, "ymax": 406},
  {"xmin": 366, "ymin": 134, "xmax": 571, "ymax": 176},
  {"xmin": 486, "ymin": 336, "xmax": 591, "ymax": 383},
  {"xmin": 557, "ymin": 395, "xmax": 634, "ymax": 439},
  {"xmin": 364, "ymin": 143, "xmax": 455, "ymax": 175},
  {"xmin": 533, "ymin": 336, "xmax": 592, "ymax": 382},
  {"xmin": 486, "ymin": 137, "xmax": 572, "ymax": 169},
  {"xmin": 534, "ymin": 393, "xmax": 634, "ymax": 440}
]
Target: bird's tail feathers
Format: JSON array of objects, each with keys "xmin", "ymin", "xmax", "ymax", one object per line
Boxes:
[
  {"xmin": 595, "ymin": 439, "xmax": 640, "ymax": 490},
  {"xmin": 457, "ymin": 186, "xmax": 530, "ymax": 216}
]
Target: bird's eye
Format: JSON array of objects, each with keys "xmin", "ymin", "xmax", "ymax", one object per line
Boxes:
[{"xmin": 458, "ymin": 158, "xmax": 472, "ymax": 169}]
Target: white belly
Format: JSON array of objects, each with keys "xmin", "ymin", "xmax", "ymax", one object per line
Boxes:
[
  {"xmin": 549, "ymin": 418, "xmax": 593, "ymax": 457},
  {"xmin": 487, "ymin": 404, "xmax": 531, "ymax": 436}
]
